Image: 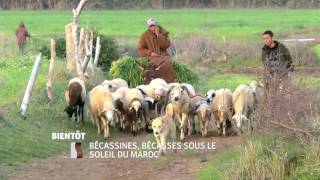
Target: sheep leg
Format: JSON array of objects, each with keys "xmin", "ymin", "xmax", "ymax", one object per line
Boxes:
[
  {"xmin": 74, "ymin": 107, "xmax": 78, "ymax": 122},
  {"xmin": 160, "ymin": 136, "xmax": 166, "ymax": 155},
  {"xmin": 81, "ymin": 104, "xmax": 84, "ymax": 124},
  {"xmin": 170, "ymin": 122, "xmax": 177, "ymax": 153},
  {"xmin": 187, "ymin": 114, "xmax": 193, "ymax": 136},
  {"xmin": 199, "ymin": 119, "xmax": 204, "ymax": 136},
  {"xmin": 222, "ymin": 120, "xmax": 226, "ymax": 137},
  {"xmin": 155, "ymin": 104, "xmax": 159, "ymax": 117},
  {"xmin": 204, "ymin": 120, "xmax": 209, "ymax": 137},
  {"xmin": 216, "ymin": 121, "xmax": 221, "ymax": 135},
  {"xmin": 102, "ymin": 114, "xmax": 109, "ymax": 139},
  {"xmin": 132, "ymin": 121, "xmax": 136, "ymax": 136},
  {"xmin": 198, "ymin": 116, "xmax": 203, "ymax": 136},
  {"xmin": 95, "ymin": 115, "xmax": 101, "ymax": 135},
  {"xmin": 180, "ymin": 113, "xmax": 187, "ymax": 141},
  {"xmin": 155, "ymin": 136, "xmax": 162, "ymax": 155},
  {"xmin": 90, "ymin": 112, "xmax": 95, "ymax": 126}
]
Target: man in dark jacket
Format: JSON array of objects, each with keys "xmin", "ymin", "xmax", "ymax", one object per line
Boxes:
[{"xmin": 261, "ymin": 30, "xmax": 293, "ymax": 91}]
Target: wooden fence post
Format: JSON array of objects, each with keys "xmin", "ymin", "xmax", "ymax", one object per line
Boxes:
[{"xmin": 47, "ymin": 39, "xmax": 56, "ymax": 102}]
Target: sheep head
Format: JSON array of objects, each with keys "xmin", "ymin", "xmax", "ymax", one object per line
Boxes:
[
  {"xmin": 196, "ymin": 104, "xmax": 212, "ymax": 121},
  {"xmin": 154, "ymin": 86, "xmax": 168, "ymax": 100},
  {"xmin": 170, "ymin": 85, "xmax": 191, "ymax": 102},
  {"xmin": 206, "ymin": 89, "xmax": 216, "ymax": 103},
  {"xmin": 64, "ymin": 106, "xmax": 76, "ymax": 118},
  {"xmin": 129, "ymin": 99, "xmax": 143, "ymax": 118}
]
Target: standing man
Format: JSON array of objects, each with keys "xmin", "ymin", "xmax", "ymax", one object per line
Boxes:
[
  {"xmin": 261, "ymin": 30, "xmax": 293, "ymax": 92},
  {"xmin": 16, "ymin": 21, "xmax": 31, "ymax": 52},
  {"xmin": 138, "ymin": 18, "xmax": 176, "ymax": 83}
]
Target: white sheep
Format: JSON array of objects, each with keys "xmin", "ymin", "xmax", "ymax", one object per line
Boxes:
[
  {"xmin": 149, "ymin": 78, "xmax": 168, "ymax": 88},
  {"xmin": 140, "ymin": 81, "xmax": 169, "ymax": 116},
  {"xmin": 196, "ymin": 102, "xmax": 212, "ymax": 137},
  {"xmin": 232, "ymin": 85, "xmax": 255, "ymax": 133},
  {"xmin": 101, "ymin": 78, "xmax": 128, "ymax": 92},
  {"xmin": 137, "ymin": 84, "xmax": 156, "ymax": 98},
  {"xmin": 210, "ymin": 88, "xmax": 233, "ymax": 136},
  {"xmin": 88, "ymin": 85, "xmax": 117, "ymax": 139},
  {"xmin": 123, "ymin": 88, "xmax": 145, "ymax": 135},
  {"xmin": 168, "ymin": 84, "xmax": 204, "ymax": 140},
  {"xmin": 136, "ymin": 85, "xmax": 158, "ymax": 130},
  {"xmin": 249, "ymin": 80, "xmax": 265, "ymax": 105}
]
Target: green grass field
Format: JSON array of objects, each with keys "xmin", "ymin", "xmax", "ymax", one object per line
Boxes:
[{"xmin": 1, "ymin": 9, "xmax": 320, "ymax": 44}]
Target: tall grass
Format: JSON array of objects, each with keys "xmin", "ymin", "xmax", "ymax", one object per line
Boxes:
[{"xmin": 226, "ymin": 134, "xmax": 320, "ymax": 179}]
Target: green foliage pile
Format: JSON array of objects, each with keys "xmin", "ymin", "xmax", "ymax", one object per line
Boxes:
[
  {"xmin": 109, "ymin": 56, "xmax": 146, "ymax": 87},
  {"xmin": 172, "ymin": 61, "xmax": 198, "ymax": 85},
  {"xmin": 109, "ymin": 56, "xmax": 198, "ymax": 87}
]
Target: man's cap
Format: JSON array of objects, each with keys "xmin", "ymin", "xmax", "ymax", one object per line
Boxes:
[{"xmin": 147, "ymin": 18, "xmax": 158, "ymax": 27}]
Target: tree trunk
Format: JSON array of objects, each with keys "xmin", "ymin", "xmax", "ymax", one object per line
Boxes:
[{"xmin": 65, "ymin": 23, "xmax": 75, "ymax": 72}]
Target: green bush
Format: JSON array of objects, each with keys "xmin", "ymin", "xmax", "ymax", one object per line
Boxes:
[
  {"xmin": 109, "ymin": 56, "xmax": 198, "ymax": 87},
  {"xmin": 38, "ymin": 32, "xmax": 119, "ymax": 71},
  {"xmin": 39, "ymin": 37, "xmax": 66, "ymax": 59},
  {"xmin": 93, "ymin": 33, "xmax": 119, "ymax": 71}
]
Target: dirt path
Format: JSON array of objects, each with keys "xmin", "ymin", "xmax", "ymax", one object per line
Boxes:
[{"xmin": 7, "ymin": 132, "xmax": 240, "ymax": 180}]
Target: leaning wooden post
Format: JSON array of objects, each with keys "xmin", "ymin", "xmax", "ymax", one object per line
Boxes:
[
  {"xmin": 78, "ymin": 28, "xmax": 85, "ymax": 64},
  {"xmin": 20, "ymin": 53, "xmax": 42, "ymax": 116},
  {"xmin": 81, "ymin": 32, "xmax": 91, "ymax": 73},
  {"xmin": 93, "ymin": 36, "xmax": 101, "ymax": 66},
  {"xmin": 87, "ymin": 31, "xmax": 94, "ymax": 73},
  {"xmin": 47, "ymin": 39, "xmax": 56, "ymax": 102}
]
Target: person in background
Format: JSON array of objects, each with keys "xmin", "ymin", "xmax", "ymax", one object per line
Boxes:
[
  {"xmin": 261, "ymin": 30, "xmax": 293, "ymax": 92},
  {"xmin": 16, "ymin": 21, "xmax": 31, "ymax": 52},
  {"xmin": 138, "ymin": 18, "xmax": 176, "ymax": 83}
]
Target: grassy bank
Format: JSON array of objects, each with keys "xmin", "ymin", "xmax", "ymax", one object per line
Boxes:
[
  {"xmin": 0, "ymin": 56, "xmax": 107, "ymax": 178},
  {"xmin": 197, "ymin": 134, "xmax": 320, "ymax": 180}
]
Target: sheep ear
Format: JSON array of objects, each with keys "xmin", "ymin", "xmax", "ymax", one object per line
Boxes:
[
  {"xmin": 166, "ymin": 85, "xmax": 175, "ymax": 97},
  {"xmin": 181, "ymin": 85, "xmax": 193, "ymax": 97},
  {"xmin": 195, "ymin": 104, "xmax": 201, "ymax": 112},
  {"xmin": 211, "ymin": 93, "xmax": 216, "ymax": 98},
  {"xmin": 138, "ymin": 88, "xmax": 147, "ymax": 96}
]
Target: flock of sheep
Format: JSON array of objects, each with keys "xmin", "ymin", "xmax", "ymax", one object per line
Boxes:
[{"xmin": 64, "ymin": 77, "xmax": 265, "ymax": 141}]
